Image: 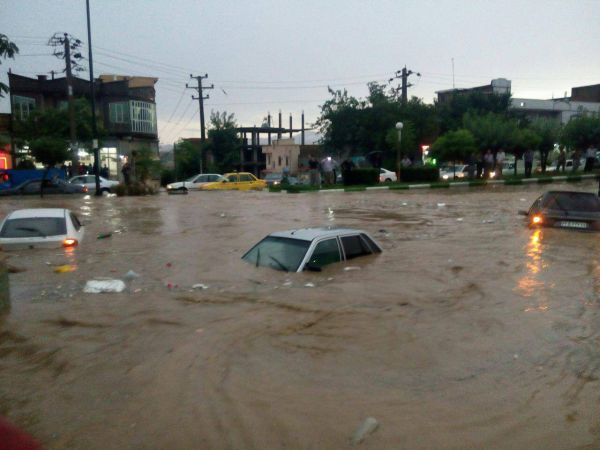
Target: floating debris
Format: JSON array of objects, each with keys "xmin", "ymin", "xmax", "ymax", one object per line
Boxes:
[
  {"xmin": 54, "ymin": 265, "xmax": 76, "ymax": 274},
  {"xmin": 351, "ymin": 417, "xmax": 379, "ymax": 446},
  {"xmin": 304, "ymin": 282, "xmax": 315, "ymax": 288},
  {"xmin": 84, "ymin": 279, "xmax": 126, "ymax": 293},
  {"xmin": 192, "ymin": 283, "xmax": 209, "ymax": 290}
]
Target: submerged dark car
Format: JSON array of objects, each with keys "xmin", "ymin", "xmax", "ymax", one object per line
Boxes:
[
  {"xmin": 520, "ymin": 190, "xmax": 600, "ymax": 231},
  {"xmin": 0, "ymin": 178, "xmax": 88, "ymax": 196}
]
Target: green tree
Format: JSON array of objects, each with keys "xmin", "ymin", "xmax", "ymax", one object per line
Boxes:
[
  {"xmin": 530, "ymin": 118, "xmax": 561, "ymax": 172},
  {"xmin": 462, "ymin": 112, "xmax": 518, "ymax": 151},
  {"xmin": 435, "ymin": 91, "xmax": 512, "ymax": 133},
  {"xmin": 28, "ymin": 136, "xmax": 71, "ymax": 196},
  {"xmin": 133, "ymin": 146, "xmax": 161, "ymax": 183},
  {"xmin": 430, "ymin": 129, "xmax": 477, "ymax": 175},
  {"xmin": 560, "ymin": 114, "xmax": 600, "ymax": 151},
  {"xmin": 0, "ymin": 34, "xmax": 18, "ymax": 97},
  {"xmin": 205, "ymin": 111, "xmax": 241, "ymax": 173},
  {"xmin": 173, "ymin": 139, "xmax": 201, "ymax": 180}
]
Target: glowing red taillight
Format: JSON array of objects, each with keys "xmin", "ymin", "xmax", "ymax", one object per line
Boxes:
[
  {"xmin": 63, "ymin": 238, "xmax": 78, "ymax": 247},
  {"xmin": 83, "ymin": 186, "xmax": 89, "ymax": 193},
  {"xmin": 532, "ymin": 215, "xmax": 543, "ymax": 225}
]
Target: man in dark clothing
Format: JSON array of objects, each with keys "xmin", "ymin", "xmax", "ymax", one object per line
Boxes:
[
  {"xmin": 524, "ymin": 149, "xmax": 534, "ymax": 178},
  {"xmin": 308, "ymin": 155, "xmax": 320, "ymax": 187},
  {"xmin": 340, "ymin": 158, "xmax": 355, "ymax": 184}
]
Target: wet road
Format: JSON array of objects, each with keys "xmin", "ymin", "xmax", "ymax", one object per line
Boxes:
[{"xmin": 1, "ymin": 182, "xmax": 599, "ymax": 449}]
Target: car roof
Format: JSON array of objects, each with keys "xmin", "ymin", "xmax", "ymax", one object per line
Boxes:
[
  {"xmin": 5, "ymin": 208, "xmax": 68, "ymax": 219},
  {"xmin": 544, "ymin": 190, "xmax": 598, "ymax": 197},
  {"xmin": 224, "ymin": 172, "xmax": 253, "ymax": 177},
  {"xmin": 269, "ymin": 227, "xmax": 370, "ymax": 242}
]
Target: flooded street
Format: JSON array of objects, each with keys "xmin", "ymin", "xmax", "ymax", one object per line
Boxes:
[{"xmin": 1, "ymin": 182, "xmax": 599, "ymax": 449}]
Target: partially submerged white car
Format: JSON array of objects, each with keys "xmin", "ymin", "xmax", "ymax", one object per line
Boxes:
[
  {"xmin": 242, "ymin": 227, "xmax": 382, "ymax": 272},
  {"xmin": 0, "ymin": 208, "xmax": 84, "ymax": 250},
  {"xmin": 167, "ymin": 173, "xmax": 225, "ymax": 191}
]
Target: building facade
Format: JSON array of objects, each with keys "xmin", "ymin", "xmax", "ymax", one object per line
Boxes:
[{"xmin": 8, "ymin": 72, "xmax": 158, "ymax": 178}]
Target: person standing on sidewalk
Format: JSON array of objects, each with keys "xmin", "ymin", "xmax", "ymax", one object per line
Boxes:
[
  {"xmin": 321, "ymin": 156, "xmax": 337, "ymax": 186},
  {"xmin": 495, "ymin": 148, "xmax": 506, "ymax": 178},
  {"xmin": 524, "ymin": 148, "xmax": 534, "ymax": 178},
  {"xmin": 308, "ymin": 155, "xmax": 320, "ymax": 187},
  {"xmin": 556, "ymin": 148, "xmax": 567, "ymax": 172},
  {"xmin": 483, "ymin": 149, "xmax": 494, "ymax": 178},
  {"xmin": 584, "ymin": 144, "xmax": 597, "ymax": 172}
]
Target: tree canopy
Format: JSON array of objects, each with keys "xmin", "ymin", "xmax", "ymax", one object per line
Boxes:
[
  {"xmin": 430, "ymin": 129, "xmax": 477, "ymax": 164},
  {"xmin": 560, "ymin": 114, "xmax": 600, "ymax": 151},
  {"xmin": 0, "ymin": 34, "xmax": 19, "ymax": 97}
]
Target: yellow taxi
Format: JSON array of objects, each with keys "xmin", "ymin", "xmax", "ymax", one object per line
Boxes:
[{"xmin": 200, "ymin": 172, "xmax": 267, "ymax": 191}]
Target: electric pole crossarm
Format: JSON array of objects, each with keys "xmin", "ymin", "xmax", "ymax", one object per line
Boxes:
[{"xmin": 187, "ymin": 73, "xmax": 213, "ymax": 173}]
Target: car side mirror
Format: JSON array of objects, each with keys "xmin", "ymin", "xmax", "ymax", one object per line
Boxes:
[
  {"xmin": 518, "ymin": 210, "xmax": 528, "ymax": 216},
  {"xmin": 304, "ymin": 263, "xmax": 322, "ymax": 272}
]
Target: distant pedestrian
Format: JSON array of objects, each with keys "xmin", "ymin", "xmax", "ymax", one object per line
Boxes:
[
  {"xmin": 308, "ymin": 155, "xmax": 320, "ymax": 187},
  {"xmin": 524, "ymin": 148, "xmax": 534, "ymax": 178},
  {"xmin": 100, "ymin": 164, "xmax": 109, "ymax": 179},
  {"xmin": 556, "ymin": 148, "xmax": 566, "ymax": 172},
  {"xmin": 340, "ymin": 158, "xmax": 355, "ymax": 184},
  {"xmin": 321, "ymin": 156, "xmax": 337, "ymax": 186},
  {"xmin": 584, "ymin": 144, "xmax": 597, "ymax": 172},
  {"xmin": 495, "ymin": 149, "xmax": 506, "ymax": 178},
  {"xmin": 572, "ymin": 149, "xmax": 581, "ymax": 172},
  {"xmin": 483, "ymin": 149, "xmax": 494, "ymax": 178},
  {"xmin": 121, "ymin": 161, "xmax": 131, "ymax": 185},
  {"xmin": 466, "ymin": 153, "xmax": 477, "ymax": 179}
]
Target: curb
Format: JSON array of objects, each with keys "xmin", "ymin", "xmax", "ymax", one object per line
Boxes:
[{"xmin": 270, "ymin": 174, "xmax": 599, "ymax": 194}]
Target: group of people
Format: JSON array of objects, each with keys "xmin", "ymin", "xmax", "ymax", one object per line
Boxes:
[{"xmin": 306, "ymin": 155, "xmax": 360, "ymax": 187}]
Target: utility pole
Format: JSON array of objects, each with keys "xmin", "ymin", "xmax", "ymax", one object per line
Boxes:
[
  {"xmin": 186, "ymin": 74, "xmax": 213, "ymax": 173},
  {"xmin": 389, "ymin": 66, "xmax": 420, "ymax": 105},
  {"xmin": 63, "ymin": 34, "xmax": 77, "ymax": 166},
  {"xmin": 85, "ymin": 0, "xmax": 101, "ymax": 195}
]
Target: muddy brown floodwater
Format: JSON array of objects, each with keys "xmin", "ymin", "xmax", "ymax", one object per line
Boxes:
[{"xmin": 0, "ymin": 181, "xmax": 599, "ymax": 449}]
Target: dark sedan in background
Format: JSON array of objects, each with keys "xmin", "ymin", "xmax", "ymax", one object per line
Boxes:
[
  {"xmin": 520, "ymin": 190, "xmax": 600, "ymax": 231},
  {"xmin": 0, "ymin": 178, "xmax": 88, "ymax": 196}
]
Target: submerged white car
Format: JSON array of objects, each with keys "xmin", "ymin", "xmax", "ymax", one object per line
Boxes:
[
  {"xmin": 69, "ymin": 175, "xmax": 119, "ymax": 193},
  {"xmin": 242, "ymin": 227, "xmax": 382, "ymax": 272},
  {"xmin": 167, "ymin": 173, "xmax": 225, "ymax": 191},
  {"xmin": 0, "ymin": 208, "xmax": 84, "ymax": 250}
]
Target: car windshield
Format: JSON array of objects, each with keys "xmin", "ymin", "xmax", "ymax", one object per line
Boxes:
[
  {"xmin": 542, "ymin": 192, "xmax": 600, "ymax": 212},
  {"xmin": 242, "ymin": 236, "xmax": 311, "ymax": 272},
  {"xmin": 0, "ymin": 217, "xmax": 67, "ymax": 238}
]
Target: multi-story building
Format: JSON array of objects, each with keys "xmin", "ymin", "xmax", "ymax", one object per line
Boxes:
[
  {"xmin": 436, "ymin": 77, "xmax": 600, "ymax": 125},
  {"xmin": 8, "ymin": 72, "xmax": 158, "ymax": 178}
]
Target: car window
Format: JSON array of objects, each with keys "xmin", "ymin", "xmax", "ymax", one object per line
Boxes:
[
  {"xmin": 70, "ymin": 213, "xmax": 82, "ymax": 231},
  {"xmin": 227, "ymin": 174, "xmax": 238, "ymax": 182},
  {"xmin": 0, "ymin": 217, "xmax": 67, "ymax": 238},
  {"xmin": 239, "ymin": 174, "xmax": 253, "ymax": 182},
  {"xmin": 208, "ymin": 175, "xmax": 218, "ymax": 182},
  {"xmin": 242, "ymin": 236, "xmax": 310, "ymax": 272},
  {"xmin": 308, "ymin": 238, "xmax": 341, "ymax": 268},
  {"xmin": 543, "ymin": 192, "xmax": 600, "ymax": 212},
  {"xmin": 360, "ymin": 233, "xmax": 381, "ymax": 253},
  {"xmin": 195, "ymin": 175, "xmax": 208, "ymax": 183},
  {"xmin": 341, "ymin": 235, "xmax": 373, "ymax": 260}
]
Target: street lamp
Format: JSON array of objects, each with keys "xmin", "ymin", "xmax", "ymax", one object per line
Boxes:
[{"xmin": 395, "ymin": 122, "xmax": 403, "ymax": 178}]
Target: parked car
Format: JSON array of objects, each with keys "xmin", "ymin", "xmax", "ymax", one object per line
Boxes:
[
  {"xmin": 0, "ymin": 178, "xmax": 87, "ymax": 196},
  {"xmin": 519, "ymin": 190, "xmax": 600, "ymax": 231},
  {"xmin": 0, "ymin": 208, "xmax": 84, "ymax": 250},
  {"xmin": 201, "ymin": 172, "xmax": 267, "ymax": 191},
  {"xmin": 379, "ymin": 168, "xmax": 397, "ymax": 183},
  {"xmin": 166, "ymin": 173, "xmax": 225, "ymax": 191},
  {"xmin": 439, "ymin": 165, "xmax": 469, "ymax": 180},
  {"xmin": 69, "ymin": 175, "xmax": 119, "ymax": 193},
  {"xmin": 262, "ymin": 173, "xmax": 299, "ymax": 187},
  {"xmin": 242, "ymin": 227, "xmax": 382, "ymax": 272}
]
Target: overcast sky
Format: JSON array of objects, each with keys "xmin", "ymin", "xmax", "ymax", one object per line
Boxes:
[{"xmin": 1, "ymin": 0, "xmax": 599, "ymax": 145}]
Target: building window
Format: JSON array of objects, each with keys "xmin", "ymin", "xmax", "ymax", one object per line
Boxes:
[
  {"xmin": 109, "ymin": 102, "xmax": 128, "ymax": 124},
  {"xmin": 130, "ymin": 100, "xmax": 156, "ymax": 134},
  {"xmin": 12, "ymin": 95, "xmax": 35, "ymax": 120},
  {"xmin": 285, "ymin": 156, "xmax": 289, "ymax": 166},
  {"xmin": 278, "ymin": 156, "xmax": 282, "ymax": 166}
]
